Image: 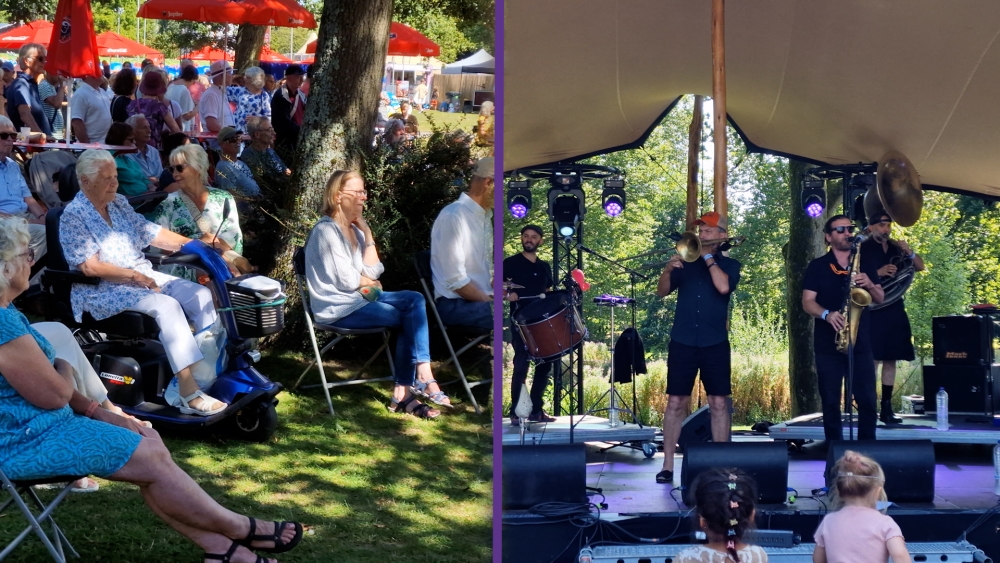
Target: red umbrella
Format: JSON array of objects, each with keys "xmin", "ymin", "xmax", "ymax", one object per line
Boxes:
[
  {"xmin": 0, "ymin": 20, "xmax": 54, "ymax": 51},
  {"xmin": 258, "ymin": 45, "xmax": 294, "ymax": 63},
  {"xmin": 184, "ymin": 46, "xmax": 233, "ymax": 62},
  {"xmin": 136, "ymin": 0, "xmax": 316, "ymax": 28},
  {"xmin": 46, "ymin": 0, "xmax": 100, "ymax": 79},
  {"xmin": 305, "ymin": 22, "xmax": 439, "ymax": 57},
  {"xmin": 96, "ymin": 31, "xmax": 164, "ymax": 62}
]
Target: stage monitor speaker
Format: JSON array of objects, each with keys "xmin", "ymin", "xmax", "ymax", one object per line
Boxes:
[
  {"xmin": 680, "ymin": 442, "xmax": 788, "ymax": 505},
  {"xmin": 923, "ymin": 364, "xmax": 1000, "ymax": 416},
  {"xmin": 502, "ymin": 444, "xmax": 587, "ymax": 510},
  {"xmin": 825, "ymin": 440, "xmax": 935, "ymax": 503},
  {"xmin": 677, "ymin": 398, "xmax": 733, "ymax": 452},
  {"xmin": 933, "ymin": 315, "xmax": 994, "ymax": 366}
]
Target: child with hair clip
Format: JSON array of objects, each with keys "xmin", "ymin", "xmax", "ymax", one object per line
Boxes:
[
  {"xmin": 675, "ymin": 468, "xmax": 769, "ymax": 563},
  {"xmin": 813, "ymin": 450, "xmax": 911, "ymax": 563}
]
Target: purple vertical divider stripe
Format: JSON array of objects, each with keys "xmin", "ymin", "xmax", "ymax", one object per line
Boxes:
[{"xmin": 492, "ymin": 0, "xmax": 504, "ymax": 561}]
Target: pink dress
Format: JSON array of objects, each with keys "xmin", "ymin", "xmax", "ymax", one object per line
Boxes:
[{"xmin": 814, "ymin": 505, "xmax": 904, "ymax": 563}]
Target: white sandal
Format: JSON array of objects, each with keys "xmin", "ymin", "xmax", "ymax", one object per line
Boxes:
[{"xmin": 178, "ymin": 390, "xmax": 227, "ymax": 416}]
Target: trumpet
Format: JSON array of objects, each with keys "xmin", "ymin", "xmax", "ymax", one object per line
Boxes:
[{"xmin": 631, "ymin": 232, "xmax": 747, "ymax": 267}]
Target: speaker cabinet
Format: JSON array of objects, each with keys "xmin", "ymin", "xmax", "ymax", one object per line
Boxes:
[
  {"xmin": 923, "ymin": 364, "xmax": 1000, "ymax": 416},
  {"xmin": 676, "ymin": 398, "xmax": 733, "ymax": 452},
  {"xmin": 681, "ymin": 442, "xmax": 789, "ymax": 505},
  {"xmin": 502, "ymin": 444, "xmax": 587, "ymax": 510},
  {"xmin": 933, "ymin": 315, "xmax": 994, "ymax": 366},
  {"xmin": 825, "ymin": 440, "xmax": 935, "ymax": 503}
]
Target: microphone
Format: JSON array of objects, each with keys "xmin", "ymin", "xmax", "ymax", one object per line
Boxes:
[
  {"xmin": 211, "ymin": 198, "xmax": 232, "ymax": 249},
  {"xmin": 849, "ymin": 233, "xmax": 868, "ymax": 244},
  {"xmin": 571, "ymin": 268, "xmax": 590, "ymax": 291}
]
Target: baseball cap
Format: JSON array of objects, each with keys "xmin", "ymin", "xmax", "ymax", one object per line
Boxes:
[
  {"xmin": 520, "ymin": 225, "xmax": 544, "ymax": 237},
  {"xmin": 217, "ymin": 126, "xmax": 242, "ymax": 143},
  {"xmin": 473, "ymin": 157, "xmax": 494, "ymax": 179},
  {"xmin": 284, "ymin": 64, "xmax": 305, "ymax": 77},
  {"xmin": 1, "ymin": 61, "xmax": 13, "ymax": 72},
  {"xmin": 692, "ymin": 211, "xmax": 727, "ymax": 230},
  {"xmin": 208, "ymin": 60, "xmax": 233, "ymax": 77}
]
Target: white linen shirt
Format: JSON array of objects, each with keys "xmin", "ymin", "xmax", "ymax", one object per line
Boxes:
[
  {"xmin": 199, "ymin": 85, "xmax": 235, "ymax": 131},
  {"xmin": 430, "ymin": 192, "xmax": 493, "ymax": 300},
  {"xmin": 68, "ymin": 81, "xmax": 111, "ymax": 144},
  {"xmin": 304, "ymin": 217, "xmax": 385, "ymax": 324}
]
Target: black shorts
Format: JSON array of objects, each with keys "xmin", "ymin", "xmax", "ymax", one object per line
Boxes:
[{"xmin": 665, "ymin": 339, "xmax": 732, "ymax": 396}]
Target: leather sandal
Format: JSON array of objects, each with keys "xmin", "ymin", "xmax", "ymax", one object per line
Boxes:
[
  {"xmin": 179, "ymin": 390, "xmax": 227, "ymax": 416},
  {"xmin": 239, "ymin": 517, "xmax": 303, "ymax": 554},
  {"xmin": 204, "ymin": 540, "xmax": 269, "ymax": 563},
  {"xmin": 390, "ymin": 395, "xmax": 440, "ymax": 419},
  {"xmin": 411, "ymin": 378, "xmax": 452, "ymax": 408}
]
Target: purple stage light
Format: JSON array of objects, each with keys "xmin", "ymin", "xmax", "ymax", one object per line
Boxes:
[
  {"xmin": 604, "ymin": 201, "xmax": 623, "ymax": 217},
  {"xmin": 805, "ymin": 201, "xmax": 824, "ymax": 218},
  {"xmin": 509, "ymin": 202, "xmax": 528, "ymax": 219}
]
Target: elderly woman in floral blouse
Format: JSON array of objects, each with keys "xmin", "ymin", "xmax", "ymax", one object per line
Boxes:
[
  {"xmin": 152, "ymin": 143, "xmax": 255, "ymax": 275},
  {"xmin": 58, "ymin": 149, "xmax": 226, "ymax": 416},
  {"xmin": 232, "ymin": 66, "xmax": 272, "ymax": 132}
]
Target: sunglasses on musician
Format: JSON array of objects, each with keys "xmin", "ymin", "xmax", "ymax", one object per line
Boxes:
[{"xmin": 829, "ymin": 225, "xmax": 857, "ymax": 234}]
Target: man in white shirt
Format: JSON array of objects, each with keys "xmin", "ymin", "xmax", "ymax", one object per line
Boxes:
[
  {"xmin": 199, "ymin": 60, "xmax": 235, "ymax": 134},
  {"xmin": 0, "ymin": 115, "xmax": 46, "ymax": 261},
  {"xmin": 430, "ymin": 157, "xmax": 494, "ymax": 330},
  {"xmin": 69, "ymin": 74, "xmax": 112, "ymax": 143}
]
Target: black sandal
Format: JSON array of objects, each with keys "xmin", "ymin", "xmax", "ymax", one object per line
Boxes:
[
  {"xmin": 205, "ymin": 539, "xmax": 268, "ymax": 563},
  {"xmin": 239, "ymin": 517, "xmax": 304, "ymax": 554},
  {"xmin": 390, "ymin": 395, "xmax": 440, "ymax": 419}
]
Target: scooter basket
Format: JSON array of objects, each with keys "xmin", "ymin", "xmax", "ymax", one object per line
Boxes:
[{"xmin": 224, "ymin": 277, "xmax": 285, "ymax": 338}]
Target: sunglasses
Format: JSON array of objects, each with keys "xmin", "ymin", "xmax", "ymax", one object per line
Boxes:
[
  {"xmin": 168, "ymin": 164, "xmax": 188, "ymax": 174},
  {"xmin": 15, "ymin": 248, "xmax": 34, "ymax": 263},
  {"xmin": 223, "ymin": 137, "xmax": 241, "ymax": 144},
  {"xmin": 32, "ymin": 55, "xmax": 46, "ymax": 62},
  {"xmin": 829, "ymin": 225, "xmax": 857, "ymax": 234},
  {"xmin": 0, "ymin": 132, "xmax": 16, "ymax": 141}
]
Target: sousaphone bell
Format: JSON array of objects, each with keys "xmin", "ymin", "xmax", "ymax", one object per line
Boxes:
[{"xmin": 863, "ymin": 150, "xmax": 923, "ymax": 227}]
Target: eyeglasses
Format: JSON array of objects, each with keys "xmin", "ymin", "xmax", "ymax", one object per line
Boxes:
[
  {"xmin": 829, "ymin": 225, "xmax": 857, "ymax": 234},
  {"xmin": 0, "ymin": 132, "xmax": 16, "ymax": 141},
  {"xmin": 223, "ymin": 137, "xmax": 241, "ymax": 144},
  {"xmin": 168, "ymin": 164, "xmax": 188, "ymax": 174},
  {"xmin": 14, "ymin": 248, "xmax": 34, "ymax": 263},
  {"xmin": 342, "ymin": 189, "xmax": 368, "ymax": 197}
]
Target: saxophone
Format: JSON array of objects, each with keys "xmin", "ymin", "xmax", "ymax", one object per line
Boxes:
[{"xmin": 835, "ymin": 245, "xmax": 872, "ymax": 353}]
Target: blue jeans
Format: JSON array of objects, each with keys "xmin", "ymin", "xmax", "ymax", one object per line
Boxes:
[
  {"xmin": 435, "ymin": 297, "xmax": 493, "ymax": 330},
  {"xmin": 331, "ymin": 291, "xmax": 430, "ymax": 386}
]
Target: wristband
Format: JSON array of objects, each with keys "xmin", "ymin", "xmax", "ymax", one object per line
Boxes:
[
  {"xmin": 84, "ymin": 401, "xmax": 99, "ymax": 418},
  {"xmin": 821, "ymin": 310, "xmax": 830, "ymax": 321},
  {"xmin": 708, "ymin": 262, "xmax": 720, "ymax": 269},
  {"xmin": 908, "ymin": 252, "xmax": 916, "ymax": 259},
  {"xmin": 702, "ymin": 253, "xmax": 713, "ymax": 262}
]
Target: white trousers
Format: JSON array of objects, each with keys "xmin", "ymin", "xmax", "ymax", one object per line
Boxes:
[
  {"xmin": 126, "ymin": 278, "xmax": 218, "ymax": 374},
  {"xmin": 31, "ymin": 322, "xmax": 108, "ymax": 404}
]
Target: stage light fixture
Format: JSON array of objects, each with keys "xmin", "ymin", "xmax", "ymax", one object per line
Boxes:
[
  {"xmin": 800, "ymin": 176, "xmax": 825, "ymax": 218},
  {"xmin": 846, "ymin": 174, "xmax": 874, "ymax": 224},
  {"xmin": 506, "ymin": 179, "xmax": 531, "ymax": 219},
  {"xmin": 547, "ymin": 172, "xmax": 586, "ymax": 238},
  {"xmin": 601, "ymin": 178, "xmax": 626, "ymax": 217}
]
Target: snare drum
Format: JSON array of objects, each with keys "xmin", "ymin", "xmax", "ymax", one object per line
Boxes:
[{"xmin": 511, "ymin": 290, "xmax": 587, "ymax": 360}]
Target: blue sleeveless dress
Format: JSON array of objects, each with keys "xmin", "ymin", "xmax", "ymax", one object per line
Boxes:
[{"xmin": 0, "ymin": 305, "xmax": 141, "ymax": 480}]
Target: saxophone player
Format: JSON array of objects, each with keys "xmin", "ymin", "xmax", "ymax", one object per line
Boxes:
[
  {"xmin": 863, "ymin": 211, "xmax": 925, "ymax": 424},
  {"xmin": 802, "ymin": 215, "xmax": 884, "ymax": 442}
]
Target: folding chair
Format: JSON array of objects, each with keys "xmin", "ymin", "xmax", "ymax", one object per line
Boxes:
[
  {"xmin": 290, "ymin": 246, "xmax": 395, "ymax": 416},
  {"xmin": 0, "ymin": 468, "xmax": 83, "ymax": 562},
  {"xmin": 414, "ymin": 250, "xmax": 491, "ymax": 414}
]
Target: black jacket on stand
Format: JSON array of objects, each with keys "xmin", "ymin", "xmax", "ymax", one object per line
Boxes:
[{"xmin": 613, "ymin": 328, "xmax": 646, "ymax": 383}]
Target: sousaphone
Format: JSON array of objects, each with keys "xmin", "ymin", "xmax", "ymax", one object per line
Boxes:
[{"xmin": 863, "ymin": 150, "xmax": 923, "ymax": 309}]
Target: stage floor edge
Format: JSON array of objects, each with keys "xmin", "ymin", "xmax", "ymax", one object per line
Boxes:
[
  {"xmin": 770, "ymin": 412, "xmax": 1000, "ymax": 444},
  {"xmin": 501, "ymin": 415, "xmax": 656, "ymax": 446}
]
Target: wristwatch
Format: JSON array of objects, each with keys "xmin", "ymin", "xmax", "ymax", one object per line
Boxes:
[{"xmin": 821, "ymin": 310, "xmax": 830, "ymax": 321}]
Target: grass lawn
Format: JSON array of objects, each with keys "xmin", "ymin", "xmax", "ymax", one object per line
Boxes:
[{"xmin": 0, "ymin": 347, "xmax": 493, "ymax": 562}]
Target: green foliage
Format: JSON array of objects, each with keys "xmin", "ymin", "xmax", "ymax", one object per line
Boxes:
[
  {"xmin": 0, "ymin": 0, "xmax": 57, "ymax": 24},
  {"xmin": 394, "ymin": 0, "xmax": 495, "ymax": 62}
]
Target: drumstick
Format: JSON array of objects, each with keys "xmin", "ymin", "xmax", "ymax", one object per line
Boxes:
[{"xmin": 516, "ymin": 293, "xmax": 547, "ymax": 300}]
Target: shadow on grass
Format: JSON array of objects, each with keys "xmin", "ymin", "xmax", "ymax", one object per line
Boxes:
[{"xmin": 0, "ymin": 345, "xmax": 494, "ymax": 563}]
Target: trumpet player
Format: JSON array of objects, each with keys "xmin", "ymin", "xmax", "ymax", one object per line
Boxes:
[
  {"xmin": 863, "ymin": 212, "xmax": 925, "ymax": 424},
  {"xmin": 802, "ymin": 215, "xmax": 884, "ymax": 443},
  {"xmin": 654, "ymin": 211, "xmax": 741, "ymax": 485}
]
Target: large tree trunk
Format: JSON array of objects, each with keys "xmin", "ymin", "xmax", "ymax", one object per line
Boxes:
[
  {"xmin": 786, "ymin": 159, "xmax": 826, "ymax": 416},
  {"xmin": 234, "ymin": 25, "xmax": 267, "ymax": 73},
  {"xmin": 266, "ymin": 0, "xmax": 393, "ymax": 345}
]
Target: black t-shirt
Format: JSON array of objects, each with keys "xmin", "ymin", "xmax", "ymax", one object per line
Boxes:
[
  {"xmin": 802, "ymin": 250, "xmax": 881, "ymax": 355},
  {"xmin": 502, "ymin": 252, "xmax": 553, "ymax": 315},
  {"xmin": 860, "ymin": 237, "xmax": 905, "ymax": 286}
]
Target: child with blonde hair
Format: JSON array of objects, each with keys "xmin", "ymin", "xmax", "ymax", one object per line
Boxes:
[
  {"xmin": 675, "ymin": 468, "xmax": 768, "ymax": 563},
  {"xmin": 813, "ymin": 451, "xmax": 911, "ymax": 563}
]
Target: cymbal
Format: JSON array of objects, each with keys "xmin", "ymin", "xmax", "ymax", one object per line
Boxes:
[
  {"xmin": 502, "ymin": 281, "xmax": 525, "ymax": 290},
  {"xmin": 877, "ymin": 150, "xmax": 922, "ymax": 227}
]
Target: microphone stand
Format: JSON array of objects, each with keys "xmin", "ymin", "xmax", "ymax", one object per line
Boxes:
[{"xmin": 575, "ymin": 243, "xmax": 650, "ymax": 428}]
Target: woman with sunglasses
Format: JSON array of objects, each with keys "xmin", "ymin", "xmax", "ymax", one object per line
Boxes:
[
  {"xmin": 152, "ymin": 143, "xmax": 255, "ymax": 275},
  {"xmin": 304, "ymin": 170, "xmax": 453, "ymax": 419},
  {"xmin": 0, "ymin": 217, "xmax": 303, "ymax": 562},
  {"xmin": 104, "ymin": 122, "xmax": 154, "ymax": 196}
]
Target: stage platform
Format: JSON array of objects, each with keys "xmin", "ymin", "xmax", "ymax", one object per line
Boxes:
[
  {"xmin": 500, "ymin": 415, "xmax": 656, "ymax": 446},
  {"xmin": 502, "ymin": 436, "xmax": 1000, "ymax": 562},
  {"xmin": 770, "ymin": 412, "xmax": 1000, "ymax": 444}
]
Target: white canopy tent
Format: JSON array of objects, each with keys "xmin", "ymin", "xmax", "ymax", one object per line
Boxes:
[
  {"xmin": 442, "ymin": 49, "xmax": 494, "ymax": 74},
  {"xmin": 505, "ymin": 1, "xmax": 1000, "ymax": 198}
]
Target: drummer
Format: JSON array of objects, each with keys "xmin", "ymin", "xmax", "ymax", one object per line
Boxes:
[{"xmin": 503, "ymin": 224, "xmax": 556, "ymax": 425}]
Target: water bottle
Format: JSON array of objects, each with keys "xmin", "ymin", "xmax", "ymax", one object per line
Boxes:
[
  {"xmin": 993, "ymin": 441, "xmax": 1000, "ymax": 495},
  {"xmin": 936, "ymin": 387, "xmax": 948, "ymax": 431}
]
